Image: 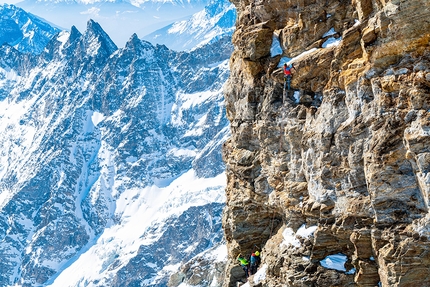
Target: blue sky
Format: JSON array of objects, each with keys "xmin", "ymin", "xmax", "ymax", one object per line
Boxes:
[{"xmin": 1, "ymin": 0, "xmax": 22, "ymax": 3}]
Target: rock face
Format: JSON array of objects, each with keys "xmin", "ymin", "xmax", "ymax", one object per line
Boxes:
[{"xmin": 222, "ymin": 0, "xmax": 430, "ymax": 286}]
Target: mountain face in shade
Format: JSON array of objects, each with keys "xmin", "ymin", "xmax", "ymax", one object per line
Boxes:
[{"xmin": 0, "ymin": 4, "xmax": 61, "ymax": 54}]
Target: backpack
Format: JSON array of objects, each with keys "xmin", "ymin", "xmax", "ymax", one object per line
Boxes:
[{"xmin": 284, "ymin": 66, "xmax": 292, "ymax": 75}]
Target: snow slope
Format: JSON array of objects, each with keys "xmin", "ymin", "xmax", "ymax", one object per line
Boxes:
[{"xmin": 47, "ymin": 171, "xmax": 226, "ymax": 286}]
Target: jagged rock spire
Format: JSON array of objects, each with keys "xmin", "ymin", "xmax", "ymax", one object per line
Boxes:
[{"xmin": 82, "ymin": 19, "xmax": 117, "ymax": 57}]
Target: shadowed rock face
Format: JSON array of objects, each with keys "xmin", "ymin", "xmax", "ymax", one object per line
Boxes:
[{"xmin": 222, "ymin": 0, "xmax": 430, "ymax": 286}]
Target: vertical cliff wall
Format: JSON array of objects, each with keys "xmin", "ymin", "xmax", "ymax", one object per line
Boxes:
[{"xmin": 222, "ymin": 0, "xmax": 430, "ymax": 286}]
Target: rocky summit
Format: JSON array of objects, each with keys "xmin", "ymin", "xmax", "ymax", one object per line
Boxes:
[{"xmin": 222, "ymin": 0, "xmax": 430, "ymax": 286}]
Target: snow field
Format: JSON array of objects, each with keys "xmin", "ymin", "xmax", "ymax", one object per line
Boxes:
[{"xmin": 47, "ymin": 170, "xmax": 226, "ymax": 286}]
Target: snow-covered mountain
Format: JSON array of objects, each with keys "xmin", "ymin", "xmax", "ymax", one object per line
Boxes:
[
  {"xmin": 0, "ymin": 4, "xmax": 60, "ymax": 54},
  {"xmin": 0, "ymin": 16, "xmax": 232, "ymax": 287},
  {"xmin": 14, "ymin": 0, "xmax": 212, "ymax": 46},
  {"xmin": 143, "ymin": 0, "xmax": 236, "ymax": 51},
  {"xmin": 25, "ymin": 0, "xmax": 207, "ymax": 6}
]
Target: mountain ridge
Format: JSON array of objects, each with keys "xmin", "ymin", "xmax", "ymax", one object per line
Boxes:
[
  {"xmin": 15, "ymin": 0, "xmax": 213, "ymax": 46},
  {"xmin": 143, "ymin": 0, "xmax": 236, "ymax": 51},
  {"xmin": 0, "ymin": 16, "xmax": 232, "ymax": 286},
  {"xmin": 0, "ymin": 4, "xmax": 61, "ymax": 54}
]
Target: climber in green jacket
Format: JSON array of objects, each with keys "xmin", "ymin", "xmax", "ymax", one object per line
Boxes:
[{"xmin": 237, "ymin": 254, "xmax": 249, "ymax": 278}]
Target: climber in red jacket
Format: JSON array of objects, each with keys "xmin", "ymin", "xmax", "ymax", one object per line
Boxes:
[{"xmin": 283, "ymin": 63, "xmax": 296, "ymax": 91}]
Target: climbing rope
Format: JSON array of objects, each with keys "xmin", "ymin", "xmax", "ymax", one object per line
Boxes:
[{"xmin": 269, "ymin": 211, "xmax": 276, "ymax": 238}]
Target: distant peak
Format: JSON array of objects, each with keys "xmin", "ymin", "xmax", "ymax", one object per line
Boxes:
[
  {"xmin": 125, "ymin": 33, "xmax": 141, "ymax": 47},
  {"xmin": 85, "ymin": 19, "xmax": 112, "ymax": 41},
  {"xmin": 86, "ymin": 19, "xmax": 101, "ymax": 32},
  {"xmin": 0, "ymin": 3, "xmax": 17, "ymax": 10},
  {"xmin": 83, "ymin": 19, "xmax": 117, "ymax": 56},
  {"xmin": 69, "ymin": 25, "xmax": 82, "ymax": 41},
  {"xmin": 87, "ymin": 19, "xmax": 96, "ymax": 26},
  {"xmin": 130, "ymin": 33, "xmax": 139, "ymax": 41}
]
